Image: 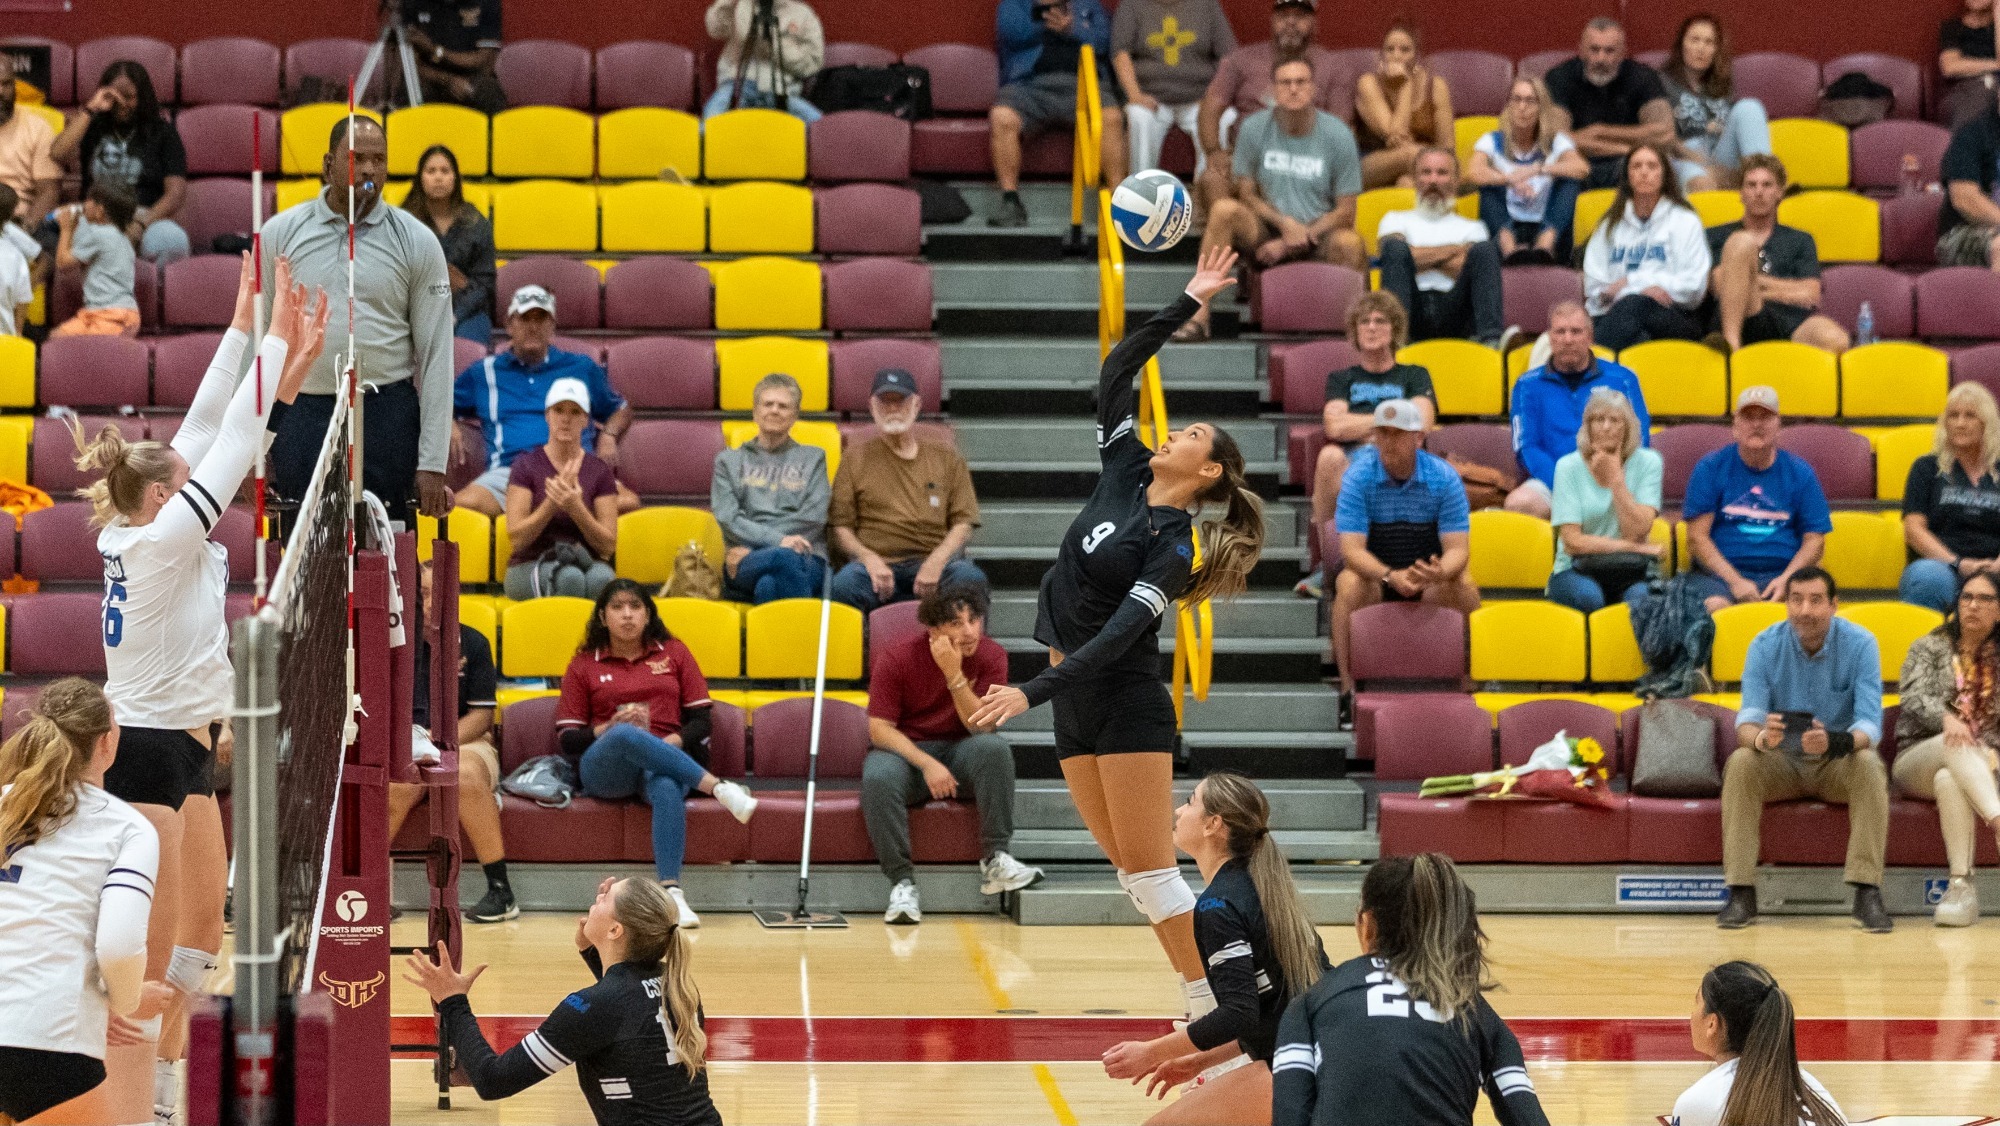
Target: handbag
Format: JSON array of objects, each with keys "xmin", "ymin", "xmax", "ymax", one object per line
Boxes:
[
  {"xmin": 664, "ymin": 541, "xmax": 722, "ymax": 600},
  {"xmin": 803, "ymin": 64, "xmax": 933, "ymax": 120},
  {"xmin": 1444, "ymin": 453, "xmax": 1516, "ymax": 511},
  {"xmin": 501, "ymin": 754, "xmax": 578, "ymax": 809},
  {"xmin": 1570, "ymin": 551, "xmax": 1655, "ymax": 603},
  {"xmin": 1818, "ymin": 72, "xmax": 1894, "ymax": 128},
  {"xmin": 1631, "ymin": 699, "xmax": 1723, "ymax": 797}
]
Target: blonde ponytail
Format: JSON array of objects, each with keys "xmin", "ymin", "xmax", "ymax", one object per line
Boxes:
[
  {"xmin": 1199, "ymin": 772, "xmax": 1324, "ymax": 999},
  {"xmin": 1360, "ymin": 853, "xmax": 1493, "ymax": 1023},
  {"xmin": 612, "ymin": 879, "xmax": 709, "ymax": 1078},
  {"xmin": 1182, "ymin": 427, "xmax": 1264, "ymax": 607},
  {"xmin": 68, "ymin": 417, "xmax": 178, "ymax": 529},
  {"xmin": 0, "ymin": 678, "xmax": 115, "ymax": 854}
]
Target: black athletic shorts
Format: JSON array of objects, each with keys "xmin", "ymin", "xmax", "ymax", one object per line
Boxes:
[
  {"xmin": 1739, "ymin": 302, "xmax": 1811, "ymax": 345},
  {"xmin": 1052, "ymin": 673, "xmax": 1179, "ymax": 758},
  {"xmin": 0, "ymin": 1046, "xmax": 106, "ymax": 1120},
  {"xmin": 102, "ymin": 725, "xmax": 214, "ymax": 811}
]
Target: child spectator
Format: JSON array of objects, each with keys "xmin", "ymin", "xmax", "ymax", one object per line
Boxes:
[{"xmin": 52, "ymin": 183, "xmax": 139, "ymax": 338}]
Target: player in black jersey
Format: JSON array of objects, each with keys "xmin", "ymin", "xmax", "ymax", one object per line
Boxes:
[
  {"xmin": 403, "ymin": 876, "xmax": 722, "ymax": 1126},
  {"xmin": 1271, "ymin": 854, "xmax": 1550, "ymax": 1126},
  {"xmin": 971, "ymin": 246, "xmax": 1266, "ymax": 1018},
  {"xmin": 1102, "ymin": 773, "xmax": 1328, "ymax": 1124}
]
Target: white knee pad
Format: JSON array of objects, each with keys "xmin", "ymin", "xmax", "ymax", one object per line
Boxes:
[
  {"xmin": 167, "ymin": 945, "xmax": 218, "ymax": 995},
  {"xmin": 1125, "ymin": 867, "xmax": 1196, "ymax": 925},
  {"xmin": 1115, "ymin": 869, "xmax": 1137, "ymax": 907}
]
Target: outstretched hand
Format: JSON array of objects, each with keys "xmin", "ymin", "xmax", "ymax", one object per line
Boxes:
[
  {"xmin": 229, "ymin": 252, "xmax": 258, "ymax": 335},
  {"xmin": 1186, "ymin": 245, "xmax": 1238, "ymax": 306},
  {"xmin": 276, "ymin": 289, "xmax": 331, "ymax": 405},
  {"xmin": 968, "ymin": 683, "xmax": 1030, "ymax": 730},
  {"xmin": 401, "ymin": 944, "xmax": 488, "ymax": 1005},
  {"xmin": 266, "ymin": 257, "xmax": 299, "ymax": 342}
]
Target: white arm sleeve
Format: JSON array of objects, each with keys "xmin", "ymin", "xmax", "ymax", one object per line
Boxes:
[
  {"xmin": 157, "ymin": 334, "xmax": 291, "ymax": 549},
  {"xmin": 171, "ymin": 329, "xmax": 252, "ymax": 467},
  {"xmin": 97, "ymin": 819, "xmax": 160, "ymax": 1015}
]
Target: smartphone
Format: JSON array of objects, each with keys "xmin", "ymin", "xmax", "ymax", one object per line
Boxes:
[{"xmin": 1778, "ymin": 711, "xmax": 1815, "ymax": 754}]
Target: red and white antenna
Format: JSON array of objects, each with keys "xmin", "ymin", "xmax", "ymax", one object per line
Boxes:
[{"xmin": 250, "ymin": 111, "xmax": 268, "ymax": 607}]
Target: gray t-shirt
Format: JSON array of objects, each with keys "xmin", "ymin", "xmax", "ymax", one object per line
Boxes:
[
  {"xmin": 71, "ymin": 219, "xmax": 136, "ymax": 311},
  {"xmin": 1110, "ymin": 0, "xmax": 1237, "ymax": 106},
  {"xmin": 1231, "ymin": 108, "xmax": 1363, "ymax": 225}
]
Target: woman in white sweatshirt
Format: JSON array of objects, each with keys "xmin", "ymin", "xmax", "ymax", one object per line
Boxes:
[{"xmin": 1582, "ymin": 143, "xmax": 1713, "ymax": 351}]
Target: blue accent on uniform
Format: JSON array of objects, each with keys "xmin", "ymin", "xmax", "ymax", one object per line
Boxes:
[
  {"xmin": 565, "ymin": 993, "xmax": 591, "ymax": 1013},
  {"xmin": 1176, "ymin": 542, "xmax": 1193, "ymax": 561}
]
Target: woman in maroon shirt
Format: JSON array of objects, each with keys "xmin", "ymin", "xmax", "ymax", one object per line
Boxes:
[{"xmin": 557, "ymin": 580, "xmax": 758, "ymax": 927}]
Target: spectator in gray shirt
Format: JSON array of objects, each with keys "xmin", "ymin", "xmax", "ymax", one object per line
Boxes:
[
  {"xmin": 712, "ymin": 373, "xmax": 830, "ymax": 603},
  {"xmin": 260, "ymin": 115, "xmax": 454, "ymax": 523}
]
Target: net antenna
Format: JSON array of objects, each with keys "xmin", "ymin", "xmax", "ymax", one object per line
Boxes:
[
  {"xmin": 753, "ymin": 561, "xmax": 848, "ymax": 929},
  {"xmin": 250, "ymin": 112, "xmax": 268, "ymax": 604}
]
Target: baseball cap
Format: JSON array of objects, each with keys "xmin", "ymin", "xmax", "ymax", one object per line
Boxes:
[
  {"xmin": 871, "ymin": 368, "xmax": 918, "ymax": 400},
  {"xmin": 1733, "ymin": 385, "xmax": 1780, "ymax": 415},
  {"xmin": 1274, "ymin": 0, "xmax": 1316, "ymax": 10},
  {"xmin": 545, "ymin": 377, "xmax": 591, "ymax": 412},
  {"xmin": 508, "ymin": 284, "xmax": 556, "ymax": 319},
  {"xmin": 1372, "ymin": 399, "xmax": 1426, "ymax": 432}
]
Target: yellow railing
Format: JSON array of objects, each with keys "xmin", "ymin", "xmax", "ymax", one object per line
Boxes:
[{"xmin": 1071, "ymin": 47, "xmax": 1213, "ymax": 720}]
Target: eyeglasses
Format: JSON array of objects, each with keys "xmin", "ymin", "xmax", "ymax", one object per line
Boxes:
[{"xmin": 1960, "ymin": 591, "xmax": 2000, "ymax": 605}]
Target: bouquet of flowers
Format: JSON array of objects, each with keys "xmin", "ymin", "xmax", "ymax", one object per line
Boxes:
[{"xmin": 1418, "ymin": 730, "xmax": 1616, "ymax": 810}]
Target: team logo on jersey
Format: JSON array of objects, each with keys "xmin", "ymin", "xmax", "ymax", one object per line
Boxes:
[
  {"xmin": 648, "ymin": 656, "xmax": 674, "ymax": 676},
  {"xmin": 1082, "ymin": 521, "xmax": 1117, "ymax": 553},
  {"xmin": 334, "ymin": 890, "xmax": 369, "ymax": 923},
  {"xmin": 319, "ymin": 971, "xmax": 385, "ymax": 1009}
]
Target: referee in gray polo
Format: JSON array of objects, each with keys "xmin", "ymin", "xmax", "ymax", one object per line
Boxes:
[{"xmin": 259, "ymin": 115, "xmax": 454, "ymax": 523}]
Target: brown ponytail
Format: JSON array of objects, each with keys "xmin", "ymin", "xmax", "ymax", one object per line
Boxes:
[
  {"xmin": 613, "ymin": 879, "xmax": 708, "ymax": 1078},
  {"xmin": 1182, "ymin": 426, "xmax": 1264, "ymax": 607},
  {"xmin": 0, "ymin": 678, "xmax": 115, "ymax": 854},
  {"xmin": 1198, "ymin": 772, "xmax": 1324, "ymax": 998},
  {"xmin": 1702, "ymin": 961, "xmax": 1844, "ymax": 1126},
  {"xmin": 68, "ymin": 417, "xmax": 179, "ymax": 529},
  {"xmin": 1359, "ymin": 853, "xmax": 1493, "ymax": 1023}
]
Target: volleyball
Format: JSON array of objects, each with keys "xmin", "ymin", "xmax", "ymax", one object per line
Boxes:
[{"xmin": 1109, "ymin": 170, "xmax": 1193, "ymax": 252}]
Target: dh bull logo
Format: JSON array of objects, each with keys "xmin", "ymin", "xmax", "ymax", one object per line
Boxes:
[{"xmin": 318, "ymin": 971, "xmax": 385, "ymax": 1009}]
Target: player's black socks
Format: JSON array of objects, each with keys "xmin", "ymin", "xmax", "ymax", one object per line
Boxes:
[{"xmin": 483, "ymin": 860, "xmax": 512, "ymax": 895}]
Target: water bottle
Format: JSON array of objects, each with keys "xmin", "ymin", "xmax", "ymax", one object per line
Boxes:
[
  {"xmin": 1857, "ymin": 301, "xmax": 1876, "ymax": 347},
  {"xmin": 1901, "ymin": 153, "xmax": 1923, "ymax": 196}
]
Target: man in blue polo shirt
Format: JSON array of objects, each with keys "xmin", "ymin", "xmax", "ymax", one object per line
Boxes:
[
  {"xmin": 452, "ymin": 284, "xmax": 636, "ymax": 515},
  {"xmin": 1330, "ymin": 398, "xmax": 1480, "ymax": 701},
  {"xmin": 1507, "ymin": 301, "xmax": 1650, "ymax": 519}
]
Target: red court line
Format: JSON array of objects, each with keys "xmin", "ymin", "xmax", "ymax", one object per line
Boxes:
[{"xmin": 391, "ymin": 1015, "xmax": 2000, "ymax": 1064}]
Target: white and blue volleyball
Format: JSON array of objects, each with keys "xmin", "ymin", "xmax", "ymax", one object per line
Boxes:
[{"xmin": 1110, "ymin": 170, "xmax": 1193, "ymax": 252}]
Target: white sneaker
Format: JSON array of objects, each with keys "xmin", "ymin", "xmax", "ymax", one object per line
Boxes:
[
  {"xmin": 980, "ymin": 851, "xmax": 1045, "ymax": 895},
  {"xmin": 1935, "ymin": 876, "xmax": 1979, "ymax": 927},
  {"xmin": 885, "ymin": 879, "xmax": 921, "ymax": 925},
  {"xmin": 154, "ymin": 1059, "xmax": 180, "ymax": 1125},
  {"xmin": 712, "ymin": 780, "xmax": 758, "ymax": 824},
  {"xmin": 665, "ymin": 884, "xmax": 700, "ymax": 929}
]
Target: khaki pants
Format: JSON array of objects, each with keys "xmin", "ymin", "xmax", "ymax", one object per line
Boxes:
[
  {"xmin": 1721, "ymin": 745, "xmax": 1889, "ymax": 887},
  {"xmin": 1891, "ymin": 734, "xmax": 2000, "ymax": 877}
]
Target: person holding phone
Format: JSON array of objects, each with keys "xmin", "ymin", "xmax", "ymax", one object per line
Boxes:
[{"xmin": 1717, "ymin": 567, "xmax": 1891, "ymax": 933}]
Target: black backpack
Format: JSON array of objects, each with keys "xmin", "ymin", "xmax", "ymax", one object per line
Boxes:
[{"xmin": 805, "ymin": 64, "xmax": 933, "ymax": 120}]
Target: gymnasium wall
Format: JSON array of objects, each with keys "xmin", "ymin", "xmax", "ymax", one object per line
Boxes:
[{"xmin": 10, "ymin": 0, "xmax": 1948, "ymax": 76}]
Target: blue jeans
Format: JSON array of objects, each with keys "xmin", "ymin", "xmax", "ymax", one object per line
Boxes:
[
  {"xmin": 830, "ymin": 556, "xmax": 988, "ymax": 612},
  {"xmin": 725, "ymin": 546, "xmax": 827, "ymax": 604},
  {"xmin": 1675, "ymin": 98, "xmax": 1773, "ymax": 182},
  {"xmin": 455, "ymin": 311, "xmax": 492, "ymax": 343},
  {"xmin": 1478, "ymin": 176, "xmax": 1582, "ymax": 261},
  {"xmin": 1546, "ymin": 567, "xmax": 1610, "ymax": 613},
  {"xmin": 139, "ymin": 219, "xmax": 190, "ymax": 264},
  {"xmin": 1900, "ymin": 558, "xmax": 1961, "ymax": 614},
  {"xmin": 703, "ymin": 80, "xmax": 823, "ymax": 123},
  {"xmin": 579, "ymin": 724, "xmax": 712, "ymax": 882}
]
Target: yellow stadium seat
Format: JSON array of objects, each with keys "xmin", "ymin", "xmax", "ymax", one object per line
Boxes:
[
  {"xmin": 1355, "ymin": 188, "xmax": 1414, "ymax": 257},
  {"xmin": 458, "ymin": 598, "xmax": 499, "ymax": 656},
  {"xmin": 1587, "ymin": 603, "xmax": 1646, "ymax": 682},
  {"xmin": 711, "ymin": 257, "xmax": 821, "ymax": 332},
  {"xmin": 1509, "ymin": 343, "xmax": 1612, "ymax": 389},
  {"xmin": 499, "ymin": 596, "xmax": 593, "ymax": 678},
  {"xmin": 416, "ymin": 507, "xmax": 496, "ymax": 585},
  {"xmin": 1710, "ymin": 602, "xmax": 1788, "ymax": 683},
  {"xmin": 1768, "ymin": 118, "xmax": 1849, "ymax": 189},
  {"xmin": 654, "ymin": 596, "xmax": 743, "ymax": 679},
  {"xmin": 745, "ymin": 598, "xmax": 864, "ymax": 679},
  {"xmin": 1692, "ymin": 691, "xmax": 1743, "ymax": 713},
  {"xmin": 1872, "ymin": 423, "xmax": 1934, "ymax": 500},
  {"xmin": 1619, "ymin": 339, "xmax": 1728, "ymax": 416},
  {"xmin": 598, "ymin": 107, "xmax": 703, "ymax": 181},
  {"xmin": 496, "ymin": 685, "xmax": 559, "ymax": 712},
  {"xmin": 275, "ymin": 178, "xmax": 321, "ymax": 212},
  {"xmin": 1453, "ymin": 116, "xmax": 1497, "ymax": 172},
  {"xmin": 1687, "ymin": 189, "xmax": 1745, "ymax": 228},
  {"xmin": 703, "ymin": 108, "xmax": 807, "ymax": 181},
  {"xmin": 598, "ymin": 181, "xmax": 705, "ymax": 253},
  {"xmin": 718, "ymin": 337, "xmax": 829, "ymax": 412},
  {"xmin": 1467, "ymin": 510, "xmax": 1555, "ymax": 590},
  {"xmin": 1470, "ymin": 601, "xmax": 1587, "ymax": 682},
  {"xmin": 0, "ymin": 336, "xmax": 34, "ymax": 407},
  {"xmin": 1649, "ymin": 516, "xmax": 1676, "ymax": 576},
  {"xmin": 1455, "ymin": 192, "xmax": 1479, "ymax": 220},
  {"xmin": 493, "ymin": 515, "xmax": 513, "ymax": 573},
  {"xmin": 616, "ymin": 506, "xmax": 725, "ymax": 586},
  {"xmin": 386, "ymin": 103, "xmax": 489, "ymax": 177},
  {"xmin": 492, "ymin": 180, "xmax": 598, "ymax": 252},
  {"xmin": 0, "ymin": 416, "xmax": 30, "ymax": 484},
  {"xmin": 1473, "ymin": 691, "xmax": 1598, "ymax": 718},
  {"xmin": 491, "ymin": 106, "xmax": 594, "ymax": 179},
  {"xmin": 1822, "ymin": 510, "xmax": 1904, "ymax": 592},
  {"xmin": 1730, "ymin": 340, "xmax": 1837, "ymax": 417},
  {"xmin": 463, "ymin": 182, "xmax": 495, "ymax": 216},
  {"xmin": 1399, "ymin": 339, "xmax": 1503, "ymax": 415},
  {"xmin": 709, "ymin": 181, "xmax": 815, "ymax": 254},
  {"xmin": 1777, "ymin": 191, "xmax": 1879, "ymax": 263},
  {"xmin": 22, "ymin": 103, "xmax": 63, "ymax": 136},
  {"xmin": 281, "ymin": 103, "xmax": 382, "ymax": 176},
  {"xmin": 1838, "ymin": 601, "xmax": 1943, "ymax": 684},
  {"xmin": 1840, "ymin": 341, "xmax": 1947, "ymax": 418},
  {"xmin": 721, "ymin": 419, "xmax": 842, "ymax": 478},
  {"xmin": 1575, "ymin": 188, "xmax": 1616, "ymax": 241}
]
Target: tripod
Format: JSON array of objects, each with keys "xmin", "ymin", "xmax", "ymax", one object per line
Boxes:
[
  {"xmin": 730, "ymin": 0, "xmax": 791, "ymax": 110},
  {"xmin": 354, "ymin": 14, "xmax": 425, "ymax": 111}
]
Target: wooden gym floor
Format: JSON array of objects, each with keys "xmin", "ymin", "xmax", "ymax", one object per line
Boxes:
[{"xmin": 380, "ymin": 912, "xmax": 2000, "ymax": 1125}]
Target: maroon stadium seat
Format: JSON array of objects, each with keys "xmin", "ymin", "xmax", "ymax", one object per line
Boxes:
[
  {"xmin": 605, "ymin": 336, "xmax": 718, "ymax": 411},
  {"xmin": 1288, "ymin": 428, "xmax": 1326, "ymax": 504},
  {"xmin": 1498, "ymin": 700, "xmax": 1621, "ymax": 766},
  {"xmin": 1825, "ymin": 53, "xmax": 1925, "ymax": 121},
  {"xmin": 1428, "ymin": 50, "xmax": 1513, "ymax": 115},
  {"xmin": 495, "ymin": 256, "xmax": 602, "ymax": 330},
  {"xmin": 816, "ymin": 183, "xmax": 923, "ymax": 257},
  {"xmin": 77, "ymin": 36, "xmax": 176, "ymax": 104},
  {"xmin": 539, "ymin": 336, "xmax": 606, "ymax": 365},
  {"xmin": 1350, "ymin": 602, "xmax": 1471, "ymax": 763},
  {"xmin": 1819, "ymin": 264, "xmax": 1915, "ymax": 341},
  {"xmin": 603, "ymin": 257, "xmax": 710, "ymax": 331},
  {"xmin": 1759, "ymin": 800, "xmax": 1858, "ymax": 866},
  {"xmin": 1881, "ymin": 192, "xmax": 1943, "ymax": 267},
  {"xmin": 1274, "ymin": 339, "xmax": 1364, "ymax": 413},
  {"xmin": 593, "ymin": 41, "xmax": 696, "ymax": 111},
  {"xmin": 179, "ymin": 106, "xmax": 282, "ymax": 176},
  {"xmin": 825, "ymin": 258, "xmax": 932, "ymax": 333},
  {"xmin": 1515, "ymin": 50, "xmax": 1574, "ymax": 81},
  {"xmin": 51, "ymin": 262, "xmax": 158, "ymax": 333},
  {"xmin": 213, "ymin": 507, "xmax": 265, "ymax": 584},
  {"xmin": 179, "ymin": 177, "xmax": 275, "ymax": 255},
  {"xmin": 1919, "ymin": 266, "xmax": 2000, "ymax": 341},
  {"xmin": 907, "ymin": 43, "xmax": 1000, "ymax": 175},
  {"xmin": 1633, "ymin": 51, "xmax": 1669, "ymax": 70},
  {"xmin": 1730, "ymin": 52, "xmax": 1821, "ymax": 119},
  {"xmin": 824, "ymin": 43, "xmax": 898, "ymax": 69},
  {"xmin": 1318, "ymin": 48, "xmax": 1374, "ymax": 122},
  {"xmin": 282, "ymin": 39, "xmax": 378, "ymax": 102},
  {"xmin": 618, "ymin": 419, "xmax": 726, "ymax": 498},
  {"xmin": 180, "ymin": 38, "xmax": 281, "ymax": 106},
  {"xmin": 1620, "ymin": 700, "xmax": 1735, "ymax": 863},
  {"xmin": 868, "ymin": 601, "xmax": 924, "ymax": 662},
  {"xmin": 11, "ymin": 593, "xmax": 110, "ymax": 676},
  {"xmin": 20, "ymin": 502, "xmax": 106, "ymax": 583},
  {"xmin": 1257, "ymin": 263, "xmax": 1367, "ymax": 334},
  {"xmin": 36, "ymin": 415, "xmax": 141, "ymax": 493},
  {"xmin": 4, "ymin": 36, "xmax": 75, "ymax": 104},
  {"xmin": 1887, "ymin": 795, "xmax": 2000, "ymax": 867},
  {"xmin": 831, "ymin": 338, "xmax": 942, "ymax": 414},
  {"xmin": 1951, "ymin": 342, "xmax": 2000, "ymax": 400},
  {"xmin": 1376, "ymin": 792, "xmax": 1506, "ymax": 862},
  {"xmin": 912, "ymin": 117, "xmax": 994, "ymax": 175},
  {"xmin": 1, "ymin": 683, "xmax": 42, "ymax": 740},
  {"xmin": 495, "ymin": 696, "xmax": 624, "ymax": 863},
  {"xmin": 453, "ymin": 336, "xmax": 488, "ymax": 374},
  {"xmin": 1777, "ymin": 424, "xmax": 1874, "ymax": 501},
  {"xmin": 808, "ymin": 111, "xmax": 912, "ymax": 182},
  {"xmin": 747, "ymin": 698, "xmax": 875, "ymax": 863},
  {"xmin": 40, "ymin": 335, "xmax": 149, "ymax": 411},
  {"xmin": 635, "ymin": 702, "xmax": 751, "ymax": 865},
  {"xmin": 1373, "ymin": 696, "xmax": 1501, "ymax": 860},
  {"xmin": 1500, "ymin": 266, "xmax": 1585, "ymax": 336},
  {"xmin": 163, "ymin": 255, "xmax": 243, "ymax": 330},
  {"xmin": 1850, "ymin": 120, "xmax": 1950, "ymax": 195},
  {"xmin": 152, "ymin": 332, "xmax": 226, "ymax": 409},
  {"xmin": 1502, "ymin": 792, "xmax": 1629, "ymax": 863},
  {"xmin": 1653, "ymin": 423, "xmax": 1735, "ymax": 502},
  {"xmin": 496, "ymin": 40, "xmax": 593, "ymax": 109},
  {"xmin": 1425, "ymin": 423, "xmax": 1516, "ymax": 477}
]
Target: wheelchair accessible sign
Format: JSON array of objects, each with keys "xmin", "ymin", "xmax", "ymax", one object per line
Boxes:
[{"xmin": 1616, "ymin": 874, "xmax": 1729, "ymax": 907}]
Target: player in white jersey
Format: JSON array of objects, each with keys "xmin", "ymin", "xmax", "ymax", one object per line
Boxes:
[
  {"xmin": 70, "ymin": 254, "xmax": 326, "ymax": 1124},
  {"xmin": 0, "ymin": 678, "xmax": 167, "ymax": 1126}
]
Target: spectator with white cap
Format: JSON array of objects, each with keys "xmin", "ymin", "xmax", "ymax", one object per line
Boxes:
[
  {"xmin": 1655, "ymin": 384, "xmax": 1831, "ymax": 613},
  {"xmin": 1329, "ymin": 398, "xmax": 1479, "ymax": 703},
  {"xmin": 502, "ymin": 377, "xmax": 620, "ymax": 601},
  {"xmin": 453, "ymin": 284, "xmax": 636, "ymax": 517}
]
